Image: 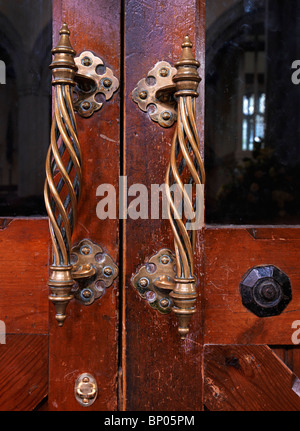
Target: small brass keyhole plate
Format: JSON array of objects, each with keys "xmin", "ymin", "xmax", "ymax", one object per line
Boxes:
[{"xmin": 74, "ymin": 373, "xmax": 98, "ymax": 407}]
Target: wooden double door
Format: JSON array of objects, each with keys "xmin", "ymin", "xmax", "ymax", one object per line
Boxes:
[{"xmin": 0, "ymin": 0, "xmax": 300, "ymax": 411}]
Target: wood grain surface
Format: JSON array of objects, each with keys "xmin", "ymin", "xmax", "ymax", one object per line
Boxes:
[
  {"xmin": 0, "ymin": 218, "xmax": 49, "ymax": 334},
  {"xmin": 48, "ymin": 0, "xmax": 121, "ymax": 411},
  {"xmin": 0, "ymin": 334, "xmax": 48, "ymax": 411},
  {"xmin": 122, "ymin": 0, "xmax": 205, "ymax": 411},
  {"xmin": 204, "ymin": 344, "xmax": 300, "ymax": 411},
  {"xmin": 203, "ymin": 227, "xmax": 300, "ymax": 345}
]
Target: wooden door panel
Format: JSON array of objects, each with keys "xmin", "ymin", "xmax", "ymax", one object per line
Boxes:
[
  {"xmin": 204, "ymin": 227, "xmax": 300, "ymax": 345},
  {"xmin": 204, "ymin": 345, "xmax": 300, "ymax": 411},
  {"xmin": 5, "ymin": 0, "xmax": 300, "ymax": 412},
  {"xmin": 122, "ymin": 0, "xmax": 205, "ymax": 411},
  {"xmin": 0, "ymin": 334, "xmax": 48, "ymax": 411},
  {"xmin": 48, "ymin": 0, "xmax": 120, "ymax": 411},
  {"xmin": 0, "ymin": 218, "xmax": 49, "ymax": 334}
]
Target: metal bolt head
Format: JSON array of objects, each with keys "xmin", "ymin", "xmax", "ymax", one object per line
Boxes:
[
  {"xmin": 160, "ymin": 255, "xmax": 170, "ymax": 265},
  {"xmin": 139, "ymin": 278, "xmax": 148, "ymax": 288},
  {"xmin": 159, "ymin": 67, "xmax": 169, "ymax": 77},
  {"xmin": 82, "ymin": 377, "xmax": 90, "ymax": 383},
  {"xmin": 81, "ymin": 245, "xmax": 91, "ymax": 255},
  {"xmin": 161, "ymin": 111, "xmax": 171, "ymax": 121},
  {"xmin": 239, "ymin": 265, "xmax": 292, "ymax": 317},
  {"xmin": 103, "ymin": 78, "xmax": 112, "ymax": 88},
  {"xmin": 261, "ymin": 283, "xmax": 277, "ymax": 301},
  {"xmin": 82, "ymin": 289, "xmax": 92, "ymax": 298},
  {"xmin": 82, "ymin": 56, "xmax": 92, "ymax": 67},
  {"xmin": 139, "ymin": 90, "xmax": 148, "ymax": 100},
  {"xmin": 160, "ymin": 298, "xmax": 169, "ymax": 308},
  {"xmin": 81, "ymin": 102, "xmax": 91, "ymax": 111},
  {"xmin": 103, "ymin": 266, "xmax": 113, "ymax": 276}
]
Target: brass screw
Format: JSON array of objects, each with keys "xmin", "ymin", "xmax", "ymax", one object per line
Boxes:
[
  {"xmin": 162, "ymin": 111, "xmax": 171, "ymax": 121},
  {"xmin": 160, "ymin": 298, "xmax": 169, "ymax": 308},
  {"xmin": 103, "ymin": 78, "xmax": 112, "ymax": 88},
  {"xmin": 103, "ymin": 267, "xmax": 113, "ymax": 276},
  {"xmin": 159, "ymin": 67, "xmax": 169, "ymax": 77},
  {"xmin": 82, "ymin": 289, "xmax": 91, "ymax": 298},
  {"xmin": 82, "ymin": 398, "xmax": 89, "ymax": 404},
  {"xmin": 81, "ymin": 102, "xmax": 91, "ymax": 111},
  {"xmin": 161, "ymin": 256, "xmax": 170, "ymax": 265},
  {"xmin": 139, "ymin": 278, "xmax": 148, "ymax": 287},
  {"xmin": 83, "ymin": 377, "xmax": 90, "ymax": 383},
  {"xmin": 82, "ymin": 57, "xmax": 92, "ymax": 66},
  {"xmin": 81, "ymin": 245, "xmax": 91, "ymax": 255},
  {"xmin": 139, "ymin": 90, "xmax": 147, "ymax": 100}
]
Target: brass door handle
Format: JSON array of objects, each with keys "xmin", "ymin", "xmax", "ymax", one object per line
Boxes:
[
  {"xmin": 44, "ymin": 23, "xmax": 80, "ymax": 326},
  {"xmin": 72, "ymin": 264, "xmax": 96, "ymax": 280},
  {"xmin": 166, "ymin": 37, "xmax": 205, "ymax": 338},
  {"xmin": 132, "ymin": 37, "xmax": 205, "ymax": 339},
  {"xmin": 44, "ymin": 24, "xmax": 119, "ymax": 326}
]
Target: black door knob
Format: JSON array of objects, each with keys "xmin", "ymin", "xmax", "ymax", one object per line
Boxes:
[{"xmin": 239, "ymin": 265, "xmax": 292, "ymax": 317}]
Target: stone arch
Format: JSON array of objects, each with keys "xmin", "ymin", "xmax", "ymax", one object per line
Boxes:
[{"xmin": 206, "ymin": 0, "xmax": 265, "ymax": 70}]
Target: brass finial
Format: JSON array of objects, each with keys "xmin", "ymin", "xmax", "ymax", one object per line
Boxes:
[
  {"xmin": 173, "ymin": 35, "xmax": 201, "ymax": 97},
  {"xmin": 169, "ymin": 278, "xmax": 197, "ymax": 340},
  {"xmin": 49, "ymin": 23, "xmax": 78, "ymax": 86}
]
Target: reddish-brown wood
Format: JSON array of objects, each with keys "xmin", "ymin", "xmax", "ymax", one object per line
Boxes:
[
  {"xmin": 204, "ymin": 345, "xmax": 300, "ymax": 411},
  {"xmin": 0, "ymin": 218, "xmax": 49, "ymax": 334},
  {"xmin": 0, "ymin": 334, "xmax": 48, "ymax": 411},
  {"xmin": 122, "ymin": 0, "xmax": 205, "ymax": 411},
  {"xmin": 204, "ymin": 227, "xmax": 300, "ymax": 345},
  {"xmin": 3, "ymin": 0, "xmax": 300, "ymax": 413},
  {"xmin": 272, "ymin": 346, "xmax": 300, "ymax": 377},
  {"xmin": 48, "ymin": 0, "xmax": 120, "ymax": 411}
]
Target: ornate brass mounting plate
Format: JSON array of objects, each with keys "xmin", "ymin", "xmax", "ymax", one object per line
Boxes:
[
  {"xmin": 132, "ymin": 61, "xmax": 177, "ymax": 127},
  {"xmin": 70, "ymin": 239, "xmax": 118, "ymax": 305},
  {"xmin": 73, "ymin": 51, "xmax": 119, "ymax": 118},
  {"xmin": 131, "ymin": 249, "xmax": 176, "ymax": 314}
]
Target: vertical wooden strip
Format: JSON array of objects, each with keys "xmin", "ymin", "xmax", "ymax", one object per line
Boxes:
[
  {"xmin": 49, "ymin": 0, "xmax": 120, "ymax": 410},
  {"xmin": 123, "ymin": 0, "xmax": 205, "ymax": 410}
]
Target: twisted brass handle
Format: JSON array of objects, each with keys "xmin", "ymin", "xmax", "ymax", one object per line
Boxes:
[
  {"xmin": 131, "ymin": 38, "xmax": 204, "ymax": 339},
  {"xmin": 166, "ymin": 37, "xmax": 205, "ymax": 339},
  {"xmin": 44, "ymin": 23, "xmax": 81, "ymax": 326},
  {"xmin": 45, "ymin": 24, "xmax": 120, "ymax": 325}
]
